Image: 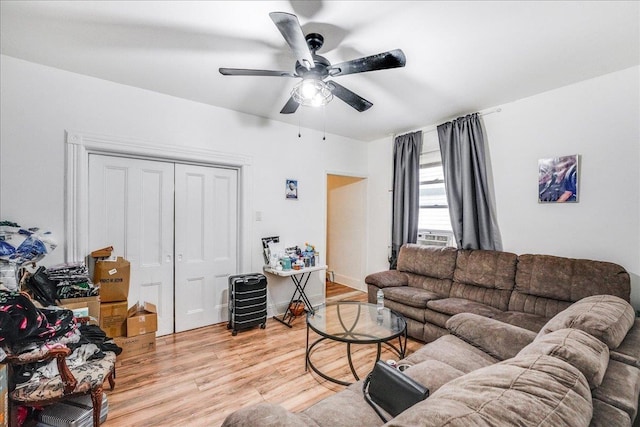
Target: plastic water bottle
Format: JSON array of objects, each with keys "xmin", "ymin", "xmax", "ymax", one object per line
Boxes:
[{"xmin": 376, "ymin": 289, "xmax": 384, "ymax": 311}]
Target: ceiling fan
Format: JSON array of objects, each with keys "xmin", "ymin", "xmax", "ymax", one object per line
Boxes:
[{"xmin": 219, "ymin": 12, "xmax": 406, "ymax": 114}]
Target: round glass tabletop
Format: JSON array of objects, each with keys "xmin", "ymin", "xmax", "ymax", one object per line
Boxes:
[{"xmin": 307, "ymin": 301, "xmax": 406, "ymax": 344}]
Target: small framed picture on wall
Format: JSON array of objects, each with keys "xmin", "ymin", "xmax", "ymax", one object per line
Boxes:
[
  {"xmin": 538, "ymin": 154, "xmax": 579, "ymax": 203},
  {"xmin": 286, "ymin": 179, "xmax": 298, "ymax": 200}
]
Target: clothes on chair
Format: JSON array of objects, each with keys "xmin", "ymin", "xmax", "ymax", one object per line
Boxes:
[{"xmin": 0, "ymin": 291, "xmax": 78, "ymax": 351}]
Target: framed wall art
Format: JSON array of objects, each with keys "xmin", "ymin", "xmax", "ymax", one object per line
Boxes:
[
  {"xmin": 285, "ymin": 179, "xmax": 298, "ymax": 200},
  {"xmin": 538, "ymin": 154, "xmax": 579, "ymax": 203}
]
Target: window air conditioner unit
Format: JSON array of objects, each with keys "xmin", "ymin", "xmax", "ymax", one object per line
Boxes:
[{"xmin": 417, "ymin": 232, "xmax": 454, "ymax": 247}]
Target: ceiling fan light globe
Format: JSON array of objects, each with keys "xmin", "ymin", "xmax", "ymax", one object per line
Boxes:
[
  {"xmin": 301, "ymin": 80, "xmax": 318, "ymax": 98},
  {"xmin": 292, "ymin": 79, "xmax": 333, "ymax": 107}
]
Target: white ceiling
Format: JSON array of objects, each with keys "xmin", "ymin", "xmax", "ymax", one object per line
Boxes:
[{"xmin": 1, "ymin": 1, "xmax": 638, "ymax": 141}]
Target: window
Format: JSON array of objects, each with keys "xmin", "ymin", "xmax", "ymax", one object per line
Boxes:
[{"xmin": 418, "ymin": 133, "xmax": 453, "ymax": 233}]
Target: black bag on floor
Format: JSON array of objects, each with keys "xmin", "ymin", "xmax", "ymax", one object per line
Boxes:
[{"xmin": 363, "ymin": 360, "xmax": 429, "ymax": 422}]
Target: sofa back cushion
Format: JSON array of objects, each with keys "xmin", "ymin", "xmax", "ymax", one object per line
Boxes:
[
  {"xmin": 398, "ymin": 244, "xmax": 457, "ymax": 294},
  {"xmin": 448, "ymin": 249, "xmax": 517, "ymax": 311},
  {"xmin": 507, "ymin": 291, "xmax": 573, "ymax": 319},
  {"xmin": 537, "ymin": 295, "xmax": 635, "ymax": 349},
  {"xmin": 515, "ymin": 254, "xmax": 630, "ymax": 302},
  {"xmin": 387, "ymin": 354, "xmax": 592, "ymax": 427},
  {"xmin": 518, "ymin": 328, "xmax": 609, "ymax": 389},
  {"xmin": 509, "ymin": 254, "xmax": 630, "ymax": 320}
]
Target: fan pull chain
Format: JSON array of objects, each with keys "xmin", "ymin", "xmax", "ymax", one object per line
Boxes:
[
  {"xmin": 298, "ymin": 114, "xmax": 301, "ymax": 138},
  {"xmin": 322, "ymin": 105, "xmax": 326, "ymax": 141}
]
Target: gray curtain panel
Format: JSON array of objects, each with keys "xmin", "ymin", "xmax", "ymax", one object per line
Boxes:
[
  {"xmin": 438, "ymin": 113, "xmax": 501, "ymax": 250},
  {"xmin": 390, "ymin": 131, "xmax": 422, "ymax": 269}
]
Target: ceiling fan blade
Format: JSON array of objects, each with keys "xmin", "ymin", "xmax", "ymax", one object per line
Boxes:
[
  {"xmin": 326, "ymin": 81, "xmax": 373, "ymax": 112},
  {"xmin": 219, "ymin": 68, "xmax": 296, "ymax": 77},
  {"xmin": 269, "ymin": 12, "xmax": 315, "ymax": 70},
  {"xmin": 328, "ymin": 49, "xmax": 406, "ymax": 77},
  {"xmin": 280, "ymin": 96, "xmax": 300, "ymax": 114}
]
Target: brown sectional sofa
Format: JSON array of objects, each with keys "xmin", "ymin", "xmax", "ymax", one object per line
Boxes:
[
  {"xmin": 365, "ymin": 244, "xmax": 631, "ymax": 343},
  {"xmin": 222, "ymin": 295, "xmax": 640, "ymax": 426}
]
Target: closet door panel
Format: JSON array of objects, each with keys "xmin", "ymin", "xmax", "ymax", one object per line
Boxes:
[
  {"xmin": 175, "ymin": 164, "xmax": 238, "ymax": 332},
  {"xmin": 89, "ymin": 155, "xmax": 175, "ymax": 336}
]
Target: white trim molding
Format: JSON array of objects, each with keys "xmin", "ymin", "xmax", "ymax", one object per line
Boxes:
[{"xmin": 64, "ymin": 129, "xmax": 253, "ymax": 271}]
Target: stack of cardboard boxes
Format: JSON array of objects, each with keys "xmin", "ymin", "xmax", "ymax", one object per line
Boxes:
[{"xmin": 92, "ymin": 248, "xmax": 157, "ymax": 359}]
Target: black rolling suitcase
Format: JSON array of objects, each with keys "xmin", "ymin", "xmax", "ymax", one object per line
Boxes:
[{"xmin": 228, "ymin": 273, "xmax": 268, "ymax": 336}]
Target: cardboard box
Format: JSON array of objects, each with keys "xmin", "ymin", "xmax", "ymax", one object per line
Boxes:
[
  {"xmin": 0, "ymin": 364, "xmax": 7, "ymax": 427},
  {"xmin": 91, "ymin": 246, "xmax": 113, "ymax": 258},
  {"xmin": 99, "ymin": 301, "xmax": 128, "ymax": 338},
  {"xmin": 114, "ymin": 332, "xmax": 156, "ymax": 359},
  {"xmin": 60, "ymin": 296, "xmax": 100, "ymax": 320},
  {"xmin": 94, "ymin": 257, "xmax": 130, "ymax": 302},
  {"xmin": 126, "ymin": 302, "xmax": 158, "ymax": 337}
]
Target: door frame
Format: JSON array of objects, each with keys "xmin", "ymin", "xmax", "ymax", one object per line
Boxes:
[{"xmin": 64, "ymin": 129, "xmax": 252, "ymax": 273}]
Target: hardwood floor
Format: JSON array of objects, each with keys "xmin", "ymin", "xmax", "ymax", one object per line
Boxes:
[{"xmin": 101, "ymin": 283, "xmax": 422, "ymax": 426}]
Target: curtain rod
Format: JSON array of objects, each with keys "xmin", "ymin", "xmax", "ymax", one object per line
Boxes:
[{"xmin": 394, "ymin": 107, "xmax": 503, "ymax": 138}]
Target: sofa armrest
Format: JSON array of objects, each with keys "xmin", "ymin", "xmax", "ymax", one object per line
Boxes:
[
  {"xmin": 446, "ymin": 313, "xmax": 537, "ymax": 361},
  {"xmin": 364, "ymin": 270, "xmax": 408, "ymax": 288}
]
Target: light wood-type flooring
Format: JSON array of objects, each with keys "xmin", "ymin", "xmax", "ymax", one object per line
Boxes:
[{"xmin": 101, "ymin": 283, "xmax": 423, "ymax": 426}]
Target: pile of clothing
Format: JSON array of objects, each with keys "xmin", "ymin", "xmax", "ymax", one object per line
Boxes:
[
  {"xmin": 46, "ymin": 262, "xmax": 98, "ymax": 300},
  {"xmin": 0, "ymin": 290, "xmax": 121, "ymax": 386},
  {"xmin": 0, "ymin": 220, "xmax": 56, "ymax": 292}
]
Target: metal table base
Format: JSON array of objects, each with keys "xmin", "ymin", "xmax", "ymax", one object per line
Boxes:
[{"xmin": 263, "ymin": 265, "xmax": 328, "ymax": 328}]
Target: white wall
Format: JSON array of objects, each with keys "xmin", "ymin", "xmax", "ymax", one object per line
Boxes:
[
  {"xmin": 367, "ymin": 66, "xmax": 640, "ymax": 310},
  {"xmin": 0, "ymin": 54, "xmax": 369, "ymax": 315},
  {"xmin": 366, "ymin": 137, "xmax": 394, "ymax": 274}
]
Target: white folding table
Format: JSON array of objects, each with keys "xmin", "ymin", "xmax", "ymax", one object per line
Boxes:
[{"xmin": 263, "ymin": 265, "xmax": 327, "ymax": 327}]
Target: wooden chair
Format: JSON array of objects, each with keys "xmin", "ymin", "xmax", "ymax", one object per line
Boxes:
[
  {"xmin": 2, "ymin": 278, "xmax": 116, "ymax": 425},
  {"xmin": 5, "ymin": 345, "xmax": 116, "ymax": 426}
]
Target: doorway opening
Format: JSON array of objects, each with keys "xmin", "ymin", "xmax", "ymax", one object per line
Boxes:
[{"xmin": 326, "ymin": 174, "xmax": 367, "ymax": 297}]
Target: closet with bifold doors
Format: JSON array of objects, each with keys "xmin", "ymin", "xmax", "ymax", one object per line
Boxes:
[{"xmin": 88, "ymin": 154, "xmax": 238, "ymax": 336}]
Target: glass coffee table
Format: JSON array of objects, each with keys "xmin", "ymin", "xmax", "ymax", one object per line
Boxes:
[{"xmin": 305, "ymin": 301, "xmax": 407, "ymax": 386}]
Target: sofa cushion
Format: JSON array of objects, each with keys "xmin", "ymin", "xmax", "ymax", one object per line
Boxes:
[
  {"xmin": 395, "ymin": 245, "xmax": 457, "ymax": 296},
  {"xmin": 447, "ymin": 313, "xmax": 537, "ymax": 361},
  {"xmin": 507, "ymin": 290, "xmax": 573, "ymax": 319},
  {"xmin": 422, "ymin": 322, "xmax": 449, "ymax": 343},
  {"xmin": 422, "ymin": 308, "xmax": 451, "ymax": 328},
  {"xmin": 518, "ymin": 328, "xmax": 609, "ymax": 389},
  {"xmin": 397, "ymin": 244, "xmax": 457, "ymax": 280},
  {"xmin": 610, "ymin": 318, "xmax": 640, "ymax": 369},
  {"xmin": 492, "ymin": 310, "xmax": 550, "ymax": 332},
  {"xmin": 402, "ymin": 359, "xmax": 465, "ymax": 394},
  {"xmin": 221, "ymin": 402, "xmax": 320, "ymax": 427},
  {"xmin": 303, "ymin": 387, "xmax": 384, "ymax": 427},
  {"xmin": 591, "ymin": 359, "xmax": 640, "ymax": 421},
  {"xmin": 515, "ymin": 254, "xmax": 630, "ymax": 302},
  {"xmin": 537, "ymin": 295, "xmax": 636, "ymax": 349},
  {"xmin": 387, "ymin": 354, "xmax": 593, "ymax": 427},
  {"xmin": 384, "ymin": 299, "xmax": 427, "ymax": 324},
  {"xmin": 383, "ymin": 286, "xmax": 442, "ymax": 309},
  {"xmin": 426, "ymin": 298, "xmax": 501, "ymax": 318},
  {"xmin": 448, "ymin": 281, "xmax": 513, "ymax": 311},
  {"xmin": 453, "ymin": 249, "xmax": 517, "ymax": 290},
  {"xmin": 400, "ymin": 335, "xmax": 498, "ymax": 374},
  {"xmin": 590, "ymin": 399, "xmax": 632, "ymax": 427}
]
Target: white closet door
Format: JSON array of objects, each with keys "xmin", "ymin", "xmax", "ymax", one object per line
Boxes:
[
  {"xmin": 174, "ymin": 164, "xmax": 238, "ymax": 332},
  {"xmin": 88, "ymin": 155, "xmax": 175, "ymax": 336}
]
